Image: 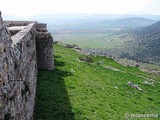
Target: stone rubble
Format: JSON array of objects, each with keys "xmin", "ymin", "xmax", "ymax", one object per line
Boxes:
[{"xmin": 127, "ymin": 81, "xmax": 144, "ymax": 92}]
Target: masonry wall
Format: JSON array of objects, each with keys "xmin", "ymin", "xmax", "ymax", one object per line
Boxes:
[
  {"xmin": 0, "ymin": 23, "xmax": 37, "ymax": 120},
  {"xmin": 36, "ymin": 23, "xmax": 54, "ymax": 70},
  {"xmin": 0, "ymin": 10, "xmax": 54, "ymax": 119}
]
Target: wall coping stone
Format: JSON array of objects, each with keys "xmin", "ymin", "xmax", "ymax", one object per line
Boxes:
[{"xmin": 11, "ymin": 23, "xmax": 35, "ymax": 46}]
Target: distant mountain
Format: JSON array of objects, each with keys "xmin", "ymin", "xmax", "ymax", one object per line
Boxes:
[
  {"xmin": 118, "ymin": 21, "xmax": 160, "ymax": 65},
  {"xmin": 91, "ymin": 17, "xmax": 156, "ymax": 29},
  {"xmin": 30, "ymin": 14, "xmax": 160, "ymax": 22},
  {"xmin": 27, "ymin": 14, "xmax": 160, "ymax": 34},
  {"xmin": 34, "ymin": 15, "xmax": 156, "ymax": 34},
  {"xmin": 136, "ymin": 21, "xmax": 160, "ymax": 36}
]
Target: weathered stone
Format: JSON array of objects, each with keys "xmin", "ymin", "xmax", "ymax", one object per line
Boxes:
[
  {"xmin": 8, "ymin": 26, "xmax": 26, "ymax": 36},
  {"xmin": 0, "ymin": 11, "xmax": 3, "ymax": 29},
  {"xmin": 36, "ymin": 23, "xmax": 46, "ymax": 28},
  {"xmin": 0, "ymin": 43, "xmax": 4, "ymax": 53},
  {"xmin": 0, "ymin": 14, "xmax": 54, "ymax": 119},
  {"xmin": 3, "ymin": 21, "xmax": 37, "ymax": 27},
  {"xmin": 0, "ymin": 63, "xmax": 3, "ymax": 72},
  {"xmin": 127, "ymin": 81, "xmax": 144, "ymax": 92},
  {"xmin": 36, "ymin": 23, "xmax": 54, "ymax": 70}
]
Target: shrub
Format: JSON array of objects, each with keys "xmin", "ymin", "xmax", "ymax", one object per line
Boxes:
[{"xmin": 79, "ymin": 55, "xmax": 94, "ymax": 63}]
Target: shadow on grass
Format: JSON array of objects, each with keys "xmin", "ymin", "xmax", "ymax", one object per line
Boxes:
[{"xmin": 34, "ymin": 58, "xmax": 75, "ymax": 120}]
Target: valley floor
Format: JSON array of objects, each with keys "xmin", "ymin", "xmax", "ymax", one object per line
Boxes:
[{"xmin": 34, "ymin": 44, "xmax": 160, "ymax": 120}]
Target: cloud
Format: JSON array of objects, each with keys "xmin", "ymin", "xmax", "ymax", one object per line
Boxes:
[
  {"xmin": 132, "ymin": 0, "xmax": 160, "ymax": 15},
  {"xmin": 0, "ymin": 0, "xmax": 156, "ymax": 17}
]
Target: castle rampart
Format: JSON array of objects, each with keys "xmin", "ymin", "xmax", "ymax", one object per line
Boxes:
[{"xmin": 0, "ymin": 12, "xmax": 54, "ymax": 120}]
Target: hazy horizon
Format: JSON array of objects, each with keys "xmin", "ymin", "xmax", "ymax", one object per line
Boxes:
[{"xmin": 1, "ymin": 0, "xmax": 160, "ymax": 19}]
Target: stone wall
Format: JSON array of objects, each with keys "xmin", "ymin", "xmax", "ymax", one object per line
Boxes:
[
  {"xmin": 0, "ymin": 12, "xmax": 54, "ymax": 120},
  {"xmin": 36, "ymin": 23, "xmax": 54, "ymax": 70},
  {"xmin": 3, "ymin": 21, "xmax": 36, "ymax": 27}
]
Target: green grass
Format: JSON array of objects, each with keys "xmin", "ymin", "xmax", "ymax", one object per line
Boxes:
[
  {"xmin": 53, "ymin": 33, "xmax": 133, "ymax": 49},
  {"xmin": 34, "ymin": 44, "xmax": 160, "ymax": 120}
]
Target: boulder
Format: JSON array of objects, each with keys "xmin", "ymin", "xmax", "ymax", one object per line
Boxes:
[{"xmin": 127, "ymin": 81, "xmax": 144, "ymax": 92}]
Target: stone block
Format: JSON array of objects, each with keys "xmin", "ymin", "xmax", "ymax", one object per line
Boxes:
[
  {"xmin": 0, "ymin": 11, "xmax": 2, "ymax": 30},
  {"xmin": 36, "ymin": 23, "xmax": 47, "ymax": 28}
]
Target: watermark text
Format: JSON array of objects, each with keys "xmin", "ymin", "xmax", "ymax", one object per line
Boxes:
[{"xmin": 125, "ymin": 113, "xmax": 159, "ymax": 118}]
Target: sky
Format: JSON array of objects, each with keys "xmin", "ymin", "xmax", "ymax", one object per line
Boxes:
[{"xmin": 0, "ymin": 0, "xmax": 160, "ymax": 18}]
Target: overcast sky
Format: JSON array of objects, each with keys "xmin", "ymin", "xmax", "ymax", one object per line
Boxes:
[{"xmin": 0, "ymin": 0, "xmax": 160, "ymax": 18}]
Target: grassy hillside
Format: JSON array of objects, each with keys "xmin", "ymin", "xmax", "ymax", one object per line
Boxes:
[
  {"xmin": 117, "ymin": 21, "xmax": 160, "ymax": 65},
  {"xmin": 34, "ymin": 44, "xmax": 160, "ymax": 120}
]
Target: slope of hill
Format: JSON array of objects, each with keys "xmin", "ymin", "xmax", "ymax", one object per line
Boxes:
[
  {"xmin": 118, "ymin": 21, "xmax": 160, "ymax": 65},
  {"xmin": 34, "ymin": 44, "xmax": 160, "ymax": 120}
]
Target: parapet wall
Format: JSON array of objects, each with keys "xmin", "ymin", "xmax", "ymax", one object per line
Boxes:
[
  {"xmin": 4, "ymin": 21, "xmax": 36, "ymax": 27},
  {"xmin": 0, "ymin": 12, "xmax": 54, "ymax": 120},
  {"xmin": 36, "ymin": 23, "xmax": 54, "ymax": 70}
]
